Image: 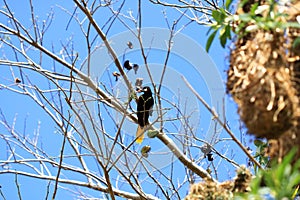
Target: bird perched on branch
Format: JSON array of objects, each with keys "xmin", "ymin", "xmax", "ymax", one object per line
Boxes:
[
  {"xmin": 136, "ymin": 86, "xmax": 154, "ymax": 143},
  {"xmin": 123, "ymin": 60, "xmax": 139, "ymax": 74},
  {"xmin": 123, "ymin": 60, "xmax": 133, "ymax": 70}
]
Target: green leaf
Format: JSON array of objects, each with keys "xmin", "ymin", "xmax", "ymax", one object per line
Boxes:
[
  {"xmin": 250, "ymin": 2, "xmax": 259, "ymax": 14},
  {"xmin": 292, "ymin": 185, "xmax": 300, "ymax": 199},
  {"xmin": 238, "ymin": 13, "xmax": 253, "ymax": 22},
  {"xmin": 206, "ymin": 30, "xmax": 217, "ymax": 52},
  {"xmin": 141, "ymin": 145, "xmax": 151, "ymax": 154},
  {"xmin": 220, "ymin": 32, "xmax": 227, "ymax": 48},
  {"xmin": 287, "ymin": 22, "xmax": 300, "ymax": 29},
  {"xmin": 288, "ymin": 173, "xmax": 300, "ymax": 189},
  {"xmin": 225, "ymin": 0, "xmax": 233, "ymax": 10},
  {"xmin": 141, "ymin": 145, "xmax": 151, "ymax": 158},
  {"xmin": 219, "ymin": 26, "xmax": 226, "ymax": 36},
  {"xmin": 245, "ymin": 25, "xmax": 257, "ymax": 32},
  {"xmin": 275, "ymin": 148, "xmax": 297, "ymax": 181},
  {"xmin": 219, "ymin": 25, "xmax": 231, "ymax": 48},
  {"xmin": 254, "ymin": 139, "xmax": 264, "ymax": 147},
  {"xmin": 212, "ymin": 10, "xmax": 225, "ymax": 23},
  {"xmin": 147, "ymin": 130, "xmax": 159, "ymax": 138},
  {"xmin": 225, "ymin": 25, "xmax": 231, "ymax": 39}
]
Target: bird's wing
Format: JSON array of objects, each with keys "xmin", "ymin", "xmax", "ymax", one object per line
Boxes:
[{"xmin": 149, "ymin": 104, "xmax": 154, "ymax": 116}]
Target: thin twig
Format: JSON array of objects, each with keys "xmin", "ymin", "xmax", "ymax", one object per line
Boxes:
[{"xmin": 182, "ymin": 75, "xmax": 263, "ymax": 169}]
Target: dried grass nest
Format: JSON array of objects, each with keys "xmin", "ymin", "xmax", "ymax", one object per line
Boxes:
[
  {"xmin": 185, "ymin": 166, "xmax": 252, "ymax": 200},
  {"xmin": 227, "ymin": 1, "xmax": 300, "ymax": 139}
]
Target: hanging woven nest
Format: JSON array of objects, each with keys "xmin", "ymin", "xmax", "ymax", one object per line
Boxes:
[
  {"xmin": 185, "ymin": 166, "xmax": 252, "ymax": 199},
  {"xmin": 266, "ymin": 1, "xmax": 300, "ymax": 163},
  {"xmin": 227, "ymin": 1, "xmax": 300, "ymax": 140}
]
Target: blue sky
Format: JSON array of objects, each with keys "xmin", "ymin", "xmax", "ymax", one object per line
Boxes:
[{"xmin": 0, "ymin": 1, "xmax": 253, "ymax": 199}]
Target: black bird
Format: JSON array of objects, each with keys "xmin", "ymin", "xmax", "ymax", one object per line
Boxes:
[
  {"xmin": 133, "ymin": 64, "xmax": 139, "ymax": 74},
  {"xmin": 123, "ymin": 60, "xmax": 133, "ymax": 70},
  {"xmin": 136, "ymin": 86, "xmax": 154, "ymax": 143},
  {"xmin": 112, "ymin": 71, "xmax": 120, "ymax": 81},
  {"xmin": 207, "ymin": 152, "xmax": 214, "ymax": 161}
]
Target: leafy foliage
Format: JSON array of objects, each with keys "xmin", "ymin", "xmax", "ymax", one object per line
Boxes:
[
  {"xmin": 206, "ymin": 0, "xmax": 300, "ymax": 52},
  {"xmin": 235, "ymin": 149, "xmax": 300, "ymax": 200},
  {"xmin": 206, "ymin": 7, "xmax": 231, "ymax": 52},
  {"xmin": 253, "ymin": 139, "xmax": 269, "ymax": 171}
]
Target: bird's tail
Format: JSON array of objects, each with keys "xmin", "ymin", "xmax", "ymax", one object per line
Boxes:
[{"xmin": 136, "ymin": 125, "xmax": 145, "ymax": 144}]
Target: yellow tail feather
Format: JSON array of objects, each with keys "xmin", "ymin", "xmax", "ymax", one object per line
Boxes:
[{"xmin": 136, "ymin": 125, "xmax": 145, "ymax": 144}]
